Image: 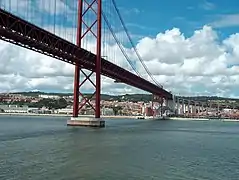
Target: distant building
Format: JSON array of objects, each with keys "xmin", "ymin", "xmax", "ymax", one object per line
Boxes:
[
  {"xmin": 0, "ymin": 105, "xmax": 28, "ymax": 113},
  {"xmin": 38, "ymin": 94, "xmax": 60, "ymax": 99},
  {"xmin": 58, "ymin": 108, "xmax": 73, "ymax": 114},
  {"xmin": 28, "ymin": 108, "xmax": 52, "ymax": 114},
  {"xmin": 28, "ymin": 108, "xmax": 40, "ymax": 114},
  {"xmin": 102, "ymin": 108, "xmax": 114, "ymax": 116},
  {"xmin": 145, "ymin": 107, "xmax": 153, "ymax": 116}
]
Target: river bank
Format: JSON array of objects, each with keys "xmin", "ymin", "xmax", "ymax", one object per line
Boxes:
[
  {"xmin": 169, "ymin": 117, "xmax": 209, "ymax": 121},
  {"xmin": 169, "ymin": 117, "xmax": 239, "ymax": 122},
  {"xmin": 1, "ymin": 113, "xmax": 239, "ymax": 122},
  {"xmin": 0, "ymin": 112, "xmax": 137, "ymax": 119}
]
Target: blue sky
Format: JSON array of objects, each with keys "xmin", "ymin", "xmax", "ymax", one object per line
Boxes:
[
  {"xmin": 117, "ymin": 0, "xmax": 239, "ymax": 39},
  {"xmin": 3, "ymin": 0, "xmax": 239, "ymax": 41},
  {"xmin": 1, "ymin": 0, "xmax": 239, "ymax": 41}
]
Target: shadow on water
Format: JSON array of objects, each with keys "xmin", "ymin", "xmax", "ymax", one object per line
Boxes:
[{"xmin": 0, "ymin": 129, "xmax": 69, "ymax": 142}]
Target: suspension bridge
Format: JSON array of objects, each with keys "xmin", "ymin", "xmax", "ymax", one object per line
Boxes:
[{"xmin": 0, "ymin": 0, "xmax": 226, "ymax": 127}]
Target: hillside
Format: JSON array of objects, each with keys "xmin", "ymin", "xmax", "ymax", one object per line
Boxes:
[{"xmin": 8, "ymin": 91, "xmax": 239, "ymax": 102}]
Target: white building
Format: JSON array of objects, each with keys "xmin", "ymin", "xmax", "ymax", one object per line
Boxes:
[
  {"xmin": 38, "ymin": 94, "xmax": 60, "ymax": 99},
  {"xmin": 102, "ymin": 108, "xmax": 114, "ymax": 116},
  {"xmin": 0, "ymin": 105, "xmax": 28, "ymax": 113},
  {"xmin": 58, "ymin": 108, "xmax": 73, "ymax": 114}
]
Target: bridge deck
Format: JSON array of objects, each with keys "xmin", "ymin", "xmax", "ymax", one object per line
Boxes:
[{"xmin": 0, "ymin": 8, "xmax": 172, "ymax": 99}]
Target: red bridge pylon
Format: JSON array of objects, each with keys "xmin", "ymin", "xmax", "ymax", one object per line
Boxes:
[{"xmin": 73, "ymin": 0, "xmax": 102, "ymax": 118}]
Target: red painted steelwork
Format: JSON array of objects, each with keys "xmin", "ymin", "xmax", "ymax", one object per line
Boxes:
[
  {"xmin": 73, "ymin": 0, "xmax": 102, "ymax": 118},
  {"xmin": 96, "ymin": 0, "xmax": 102, "ymax": 118},
  {"xmin": 0, "ymin": 8, "xmax": 173, "ymax": 100},
  {"xmin": 73, "ymin": 0, "xmax": 83, "ymax": 117}
]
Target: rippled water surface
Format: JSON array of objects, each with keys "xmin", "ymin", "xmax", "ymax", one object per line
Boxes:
[{"xmin": 1, "ymin": 115, "xmax": 239, "ymax": 180}]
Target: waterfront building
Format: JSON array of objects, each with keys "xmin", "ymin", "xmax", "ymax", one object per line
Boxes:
[{"xmin": 0, "ymin": 105, "xmax": 28, "ymax": 113}]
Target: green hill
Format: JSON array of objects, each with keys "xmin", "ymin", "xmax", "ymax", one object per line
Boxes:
[{"xmin": 8, "ymin": 91, "xmax": 239, "ymax": 102}]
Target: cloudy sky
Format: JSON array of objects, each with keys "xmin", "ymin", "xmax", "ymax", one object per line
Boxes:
[{"xmin": 1, "ymin": 0, "xmax": 239, "ymax": 98}]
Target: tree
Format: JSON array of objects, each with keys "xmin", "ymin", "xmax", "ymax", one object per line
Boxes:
[
  {"xmin": 57, "ymin": 98, "xmax": 68, "ymax": 109},
  {"xmin": 113, "ymin": 106, "xmax": 122, "ymax": 116}
]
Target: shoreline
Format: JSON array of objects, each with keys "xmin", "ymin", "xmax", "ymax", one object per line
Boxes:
[
  {"xmin": 0, "ymin": 113, "xmax": 137, "ymax": 119},
  {"xmin": 169, "ymin": 117, "xmax": 209, "ymax": 121},
  {"xmin": 1, "ymin": 113, "xmax": 239, "ymax": 122},
  {"xmin": 169, "ymin": 117, "xmax": 239, "ymax": 122}
]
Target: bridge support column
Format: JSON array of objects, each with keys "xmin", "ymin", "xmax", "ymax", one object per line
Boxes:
[
  {"xmin": 167, "ymin": 98, "xmax": 175, "ymax": 114},
  {"xmin": 194, "ymin": 102, "xmax": 197, "ymax": 114},
  {"xmin": 159, "ymin": 97, "xmax": 163, "ymax": 117},
  {"xmin": 172, "ymin": 95, "xmax": 176, "ymax": 114},
  {"xmin": 164, "ymin": 98, "xmax": 170, "ymax": 116},
  {"xmin": 152, "ymin": 94, "xmax": 155, "ymax": 118},
  {"xmin": 182, "ymin": 99, "xmax": 185, "ymax": 115},
  {"xmin": 165, "ymin": 98, "xmax": 168, "ymax": 116},
  {"xmin": 68, "ymin": 0, "xmax": 105, "ymax": 127},
  {"xmin": 176, "ymin": 97, "xmax": 180, "ymax": 115},
  {"xmin": 205, "ymin": 103, "xmax": 207, "ymax": 114}
]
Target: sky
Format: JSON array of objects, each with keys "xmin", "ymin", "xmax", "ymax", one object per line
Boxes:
[
  {"xmin": 119, "ymin": 0, "xmax": 239, "ymax": 38},
  {"xmin": 1, "ymin": 0, "xmax": 239, "ymax": 97}
]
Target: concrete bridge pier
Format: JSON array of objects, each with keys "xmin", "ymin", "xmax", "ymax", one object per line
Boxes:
[
  {"xmin": 182, "ymin": 99, "xmax": 185, "ymax": 115},
  {"xmin": 165, "ymin": 98, "xmax": 168, "ymax": 108},
  {"xmin": 206, "ymin": 102, "xmax": 208, "ymax": 114},
  {"xmin": 68, "ymin": 117, "xmax": 105, "ymax": 127},
  {"xmin": 167, "ymin": 98, "xmax": 176, "ymax": 113},
  {"xmin": 187, "ymin": 100, "xmax": 190, "ymax": 114},
  {"xmin": 193, "ymin": 102, "xmax": 197, "ymax": 114},
  {"xmin": 173, "ymin": 95, "xmax": 176, "ymax": 112},
  {"xmin": 190, "ymin": 104, "xmax": 193, "ymax": 114},
  {"xmin": 176, "ymin": 98, "xmax": 180, "ymax": 115}
]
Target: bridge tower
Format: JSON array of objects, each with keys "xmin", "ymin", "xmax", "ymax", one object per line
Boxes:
[{"xmin": 67, "ymin": 0, "xmax": 105, "ymax": 127}]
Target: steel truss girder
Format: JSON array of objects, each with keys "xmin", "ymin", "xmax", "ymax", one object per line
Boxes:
[
  {"xmin": 77, "ymin": 69, "xmax": 96, "ymax": 114},
  {"xmin": 0, "ymin": 8, "xmax": 172, "ymax": 100}
]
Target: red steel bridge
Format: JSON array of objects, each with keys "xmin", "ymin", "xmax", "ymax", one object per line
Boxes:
[{"xmin": 0, "ymin": 0, "xmax": 172, "ymax": 119}]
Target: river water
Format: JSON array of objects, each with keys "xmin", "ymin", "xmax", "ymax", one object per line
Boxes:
[{"xmin": 0, "ymin": 115, "xmax": 239, "ymax": 180}]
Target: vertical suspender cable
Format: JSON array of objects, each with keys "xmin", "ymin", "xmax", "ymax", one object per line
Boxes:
[
  {"xmin": 54, "ymin": 0, "xmax": 56, "ymax": 35},
  {"xmin": 111, "ymin": 0, "xmax": 163, "ymax": 87}
]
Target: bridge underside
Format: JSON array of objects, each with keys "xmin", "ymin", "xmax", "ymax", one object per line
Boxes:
[{"xmin": 0, "ymin": 8, "xmax": 172, "ymax": 99}]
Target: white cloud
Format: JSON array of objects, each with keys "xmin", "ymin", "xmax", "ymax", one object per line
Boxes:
[
  {"xmin": 0, "ymin": 40, "xmax": 138, "ymax": 95},
  {"xmin": 200, "ymin": 0, "xmax": 216, "ymax": 10},
  {"xmin": 119, "ymin": 7, "xmax": 141, "ymax": 16},
  {"xmin": 132, "ymin": 26, "xmax": 239, "ymax": 97},
  {"xmin": 210, "ymin": 14, "xmax": 239, "ymax": 28}
]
